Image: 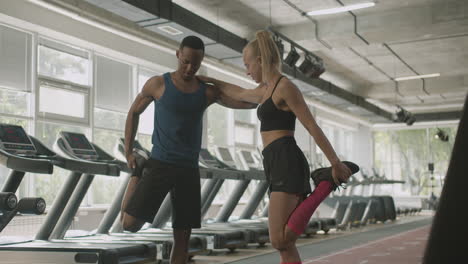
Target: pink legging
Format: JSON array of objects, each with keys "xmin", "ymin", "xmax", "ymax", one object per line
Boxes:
[{"xmin": 287, "ymin": 181, "xmax": 333, "ymax": 236}]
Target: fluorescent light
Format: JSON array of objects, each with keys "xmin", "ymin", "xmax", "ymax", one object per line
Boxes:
[
  {"xmin": 394, "ymin": 73, "xmax": 441, "ymax": 81},
  {"xmin": 306, "ymin": 2, "xmax": 375, "ymax": 16},
  {"xmin": 157, "ymin": 25, "xmax": 183, "ymax": 36}
]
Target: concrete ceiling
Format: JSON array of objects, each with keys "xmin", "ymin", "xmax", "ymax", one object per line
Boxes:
[
  {"xmin": 171, "ymin": 0, "xmax": 468, "ymax": 117},
  {"xmin": 78, "ymin": 0, "xmax": 467, "ymax": 124}
]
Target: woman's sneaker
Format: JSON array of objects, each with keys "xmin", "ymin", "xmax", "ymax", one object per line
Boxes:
[{"xmin": 310, "ymin": 161, "xmax": 360, "ymax": 191}]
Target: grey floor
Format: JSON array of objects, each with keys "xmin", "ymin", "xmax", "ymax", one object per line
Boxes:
[
  {"xmin": 226, "ymin": 216, "xmax": 432, "ymax": 264},
  {"xmin": 191, "ymin": 214, "xmax": 433, "ymax": 264}
]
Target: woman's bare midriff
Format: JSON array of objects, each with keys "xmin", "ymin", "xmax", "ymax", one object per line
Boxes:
[{"xmin": 261, "ymin": 130, "xmax": 295, "ymax": 149}]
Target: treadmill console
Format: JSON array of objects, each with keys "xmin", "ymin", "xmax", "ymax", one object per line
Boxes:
[
  {"xmin": 199, "ymin": 149, "xmax": 224, "ymax": 168},
  {"xmin": 60, "ymin": 131, "xmax": 98, "ymax": 160},
  {"xmin": 218, "ymin": 148, "xmax": 234, "ymax": 162},
  {"xmin": 241, "ymin": 150, "xmax": 255, "ymax": 164},
  {"xmin": 0, "ymin": 124, "xmax": 36, "ymax": 155}
]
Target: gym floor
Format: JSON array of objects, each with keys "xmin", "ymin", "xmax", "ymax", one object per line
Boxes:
[{"xmin": 193, "ymin": 213, "xmax": 433, "ymax": 264}]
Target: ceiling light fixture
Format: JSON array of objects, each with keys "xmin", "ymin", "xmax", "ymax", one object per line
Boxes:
[
  {"xmin": 434, "ymin": 128, "xmax": 449, "ymax": 142},
  {"xmin": 299, "ymin": 54, "xmax": 325, "ymax": 78},
  {"xmin": 270, "ymin": 29, "xmax": 325, "ymax": 78},
  {"xmin": 306, "ymin": 2, "xmax": 375, "ymax": 16},
  {"xmin": 157, "ymin": 25, "xmax": 183, "ymax": 36},
  {"xmin": 284, "ymin": 46, "xmax": 300, "ymax": 68},
  {"xmin": 393, "ymin": 106, "xmax": 416, "ymax": 126},
  {"xmin": 395, "ymin": 73, "xmax": 441, "ymax": 81}
]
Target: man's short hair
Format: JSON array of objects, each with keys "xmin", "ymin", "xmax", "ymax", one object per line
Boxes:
[{"xmin": 180, "ymin": 36, "xmax": 205, "ymax": 52}]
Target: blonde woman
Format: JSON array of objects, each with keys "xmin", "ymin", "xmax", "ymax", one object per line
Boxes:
[{"xmin": 199, "ymin": 30, "xmax": 358, "ymax": 264}]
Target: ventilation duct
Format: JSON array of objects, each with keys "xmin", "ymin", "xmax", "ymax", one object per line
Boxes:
[{"xmin": 85, "ymin": 0, "xmax": 458, "ymax": 123}]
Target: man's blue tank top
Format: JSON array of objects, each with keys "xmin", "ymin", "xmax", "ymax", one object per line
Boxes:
[{"xmin": 150, "ymin": 73, "xmax": 207, "ymax": 168}]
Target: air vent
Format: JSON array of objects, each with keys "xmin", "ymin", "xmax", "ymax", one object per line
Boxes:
[{"xmin": 157, "ymin": 25, "xmax": 183, "ymax": 35}]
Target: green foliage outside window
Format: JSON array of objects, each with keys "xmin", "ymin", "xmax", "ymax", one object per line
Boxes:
[
  {"xmin": 0, "ymin": 89, "xmax": 30, "ymax": 116},
  {"xmin": 373, "ymin": 127, "xmax": 456, "ymax": 196}
]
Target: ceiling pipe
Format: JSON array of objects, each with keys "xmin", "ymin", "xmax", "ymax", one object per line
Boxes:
[
  {"xmin": 282, "ymin": 0, "xmax": 332, "ymax": 50},
  {"xmin": 123, "ymin": 0, "xmax": 248, "ymax": 53},
  {"xmin": 348, "ymin": 47, "xmax": 404, "ymax": 98},
  {"xmin": 335, "ymin": 0, "xmax": 370, "ymax": 45},
  {"xmin": 389, "ymin": 33, "xmax": 468, "ymax": 46},
  {"xmin": 413, "ymin": 111, "xmax": 462, "ymax": 122},
  {"xmin": 383, "ymin": 43, "xmax": 431, "ymax": 96}
]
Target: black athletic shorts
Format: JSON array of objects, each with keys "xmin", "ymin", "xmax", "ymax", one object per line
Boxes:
[
  {"xmin": 125, "ymin": 158, "xmax": 201, "ymax": 229},
  {"xmin": 262, "ymin": 136, "xmax": 312, "ymax": 196}
]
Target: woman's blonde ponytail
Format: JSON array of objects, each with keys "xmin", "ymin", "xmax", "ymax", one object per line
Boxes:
[{"xmin": 248, "ymin": 30, "xmax": 281, "ymax": 81}]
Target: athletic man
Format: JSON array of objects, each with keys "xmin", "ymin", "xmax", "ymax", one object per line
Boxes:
[{"xmin": 121, "ymin": 36, "xmax": 256, "ymax": 264}]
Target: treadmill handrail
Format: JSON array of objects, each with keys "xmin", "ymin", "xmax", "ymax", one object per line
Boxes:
[
  {"xmin": 106, "ymin": 159, "xmax": 132, "ymax": 174},
  {"xmin": 0, "ymin": 148, "xmax": 53, "ymax": 174},
  {"xmin": 52, "ymin": 157, "xmax": 121, "ymax": 176},
  {"xmin": 347, "ymin": 179, "xmax": 406, "ymax": 186}
]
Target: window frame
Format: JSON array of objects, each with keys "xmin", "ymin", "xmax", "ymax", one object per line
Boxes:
[{"xmin": 36, "ymin": 76, "xmax": 90, "ymax": 125}]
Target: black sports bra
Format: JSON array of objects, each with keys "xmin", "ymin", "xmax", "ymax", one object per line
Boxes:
[{"xmin": 257, "ymin": 76, "xmax": 296, "ymax": 132}]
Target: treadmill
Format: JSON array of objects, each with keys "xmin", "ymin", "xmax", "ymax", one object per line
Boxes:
[
  {"xmin": 209, "ymin": 147, "xmax": 270, "ymax": 245},
  {"xmin": 53, "ymin": 133, "xmax": 208, "ymax": 261},
  {"xmin": 0, "ymin": 124, "xmax": 157, "ymax": 264},
  {"xmin": 0, "ymin": 192, "xmax": 19, "ymax": 233},
  {"xmin": 121, "ymin": 141, "xmax": 251, "ymax": 252},
  {"xmin": 196, "ymin": 148, "xmax": 269, "ymax": 246},
  {"xmin": 0, "ymin": 124, "xmax": 47, "ymax": 241}
]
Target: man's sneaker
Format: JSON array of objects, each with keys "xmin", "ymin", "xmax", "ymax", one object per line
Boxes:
[{"xmin": 310, "ymin": 161, "xmax": 360, "ymax": 191}]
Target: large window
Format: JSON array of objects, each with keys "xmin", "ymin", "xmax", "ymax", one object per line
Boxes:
[
  {"xmin": 38, "ymin": 39, "xmax": 90, "ymax": 86},
  {"xmin": 344, "ymin": 131, "xmax": 353, "ymax": 160},
  {"xmin": 0, "ymin": 25, "xmax": 32, "ymax": 91},
  {"xmin": 135, "ymin": 68, "xmax": 158, "ymax": 148},
  {"xmin": 234, "ymin": 123, "xmax": 255, "ymax": 146},
  {"xmin": 316, "ymin": 122, "xmax": 333, "ymax": 166},
  {"xmin": 0, "ymin": 88, "xmax": 31, "ymax": 117},
  {"xmin": 234, "ymin": 109, "xmax": 257, "ymax": 148},
  {"xmin": 91, "ymin": 128, "xmax": 124, "ymax": 205},
  {"xmin": 207, "ymin": 104, "xmax": 229, "ymax": 147},
  {"xmin": 37, "ymin": 40, "xmax": 91, "ymax": 124},
  {"xmin": 0, "ymin": 25, "xmax": 33, "ymax": 194},
  {"xmin": 138, "ymin": 133, "xmax": 152, "ymax": 151},
  {"xmin": 38, "ymin": 82, "xmax": 88, "ymax": 122},
  {"xmin": 295, "ymin": 118, "xmax": 312, "ymax": 164},
  {"xmin": 234, "ymin": 109, "xmax": 253, "ymax": 124},
  {"xmin": 91, "ymin": 56, "xmax": 133, "ymax": 205},
  {"xmin": 95, "ymin": 55, "xmax": 132, "ymax": 113},
  {"xmin": 373, "ymin": 127, "xmax": 456, "ymax": 196},
  {"xmin": 314, "ymin": 120, "xmax": 355, "ymax": 166},
  {"xmin": 94, "ymin": 108, "xmax": 126, "ymax": 131},
  {"xmin": 137, "ymin": 68, "xmax": 159, "ymax": 135}
]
